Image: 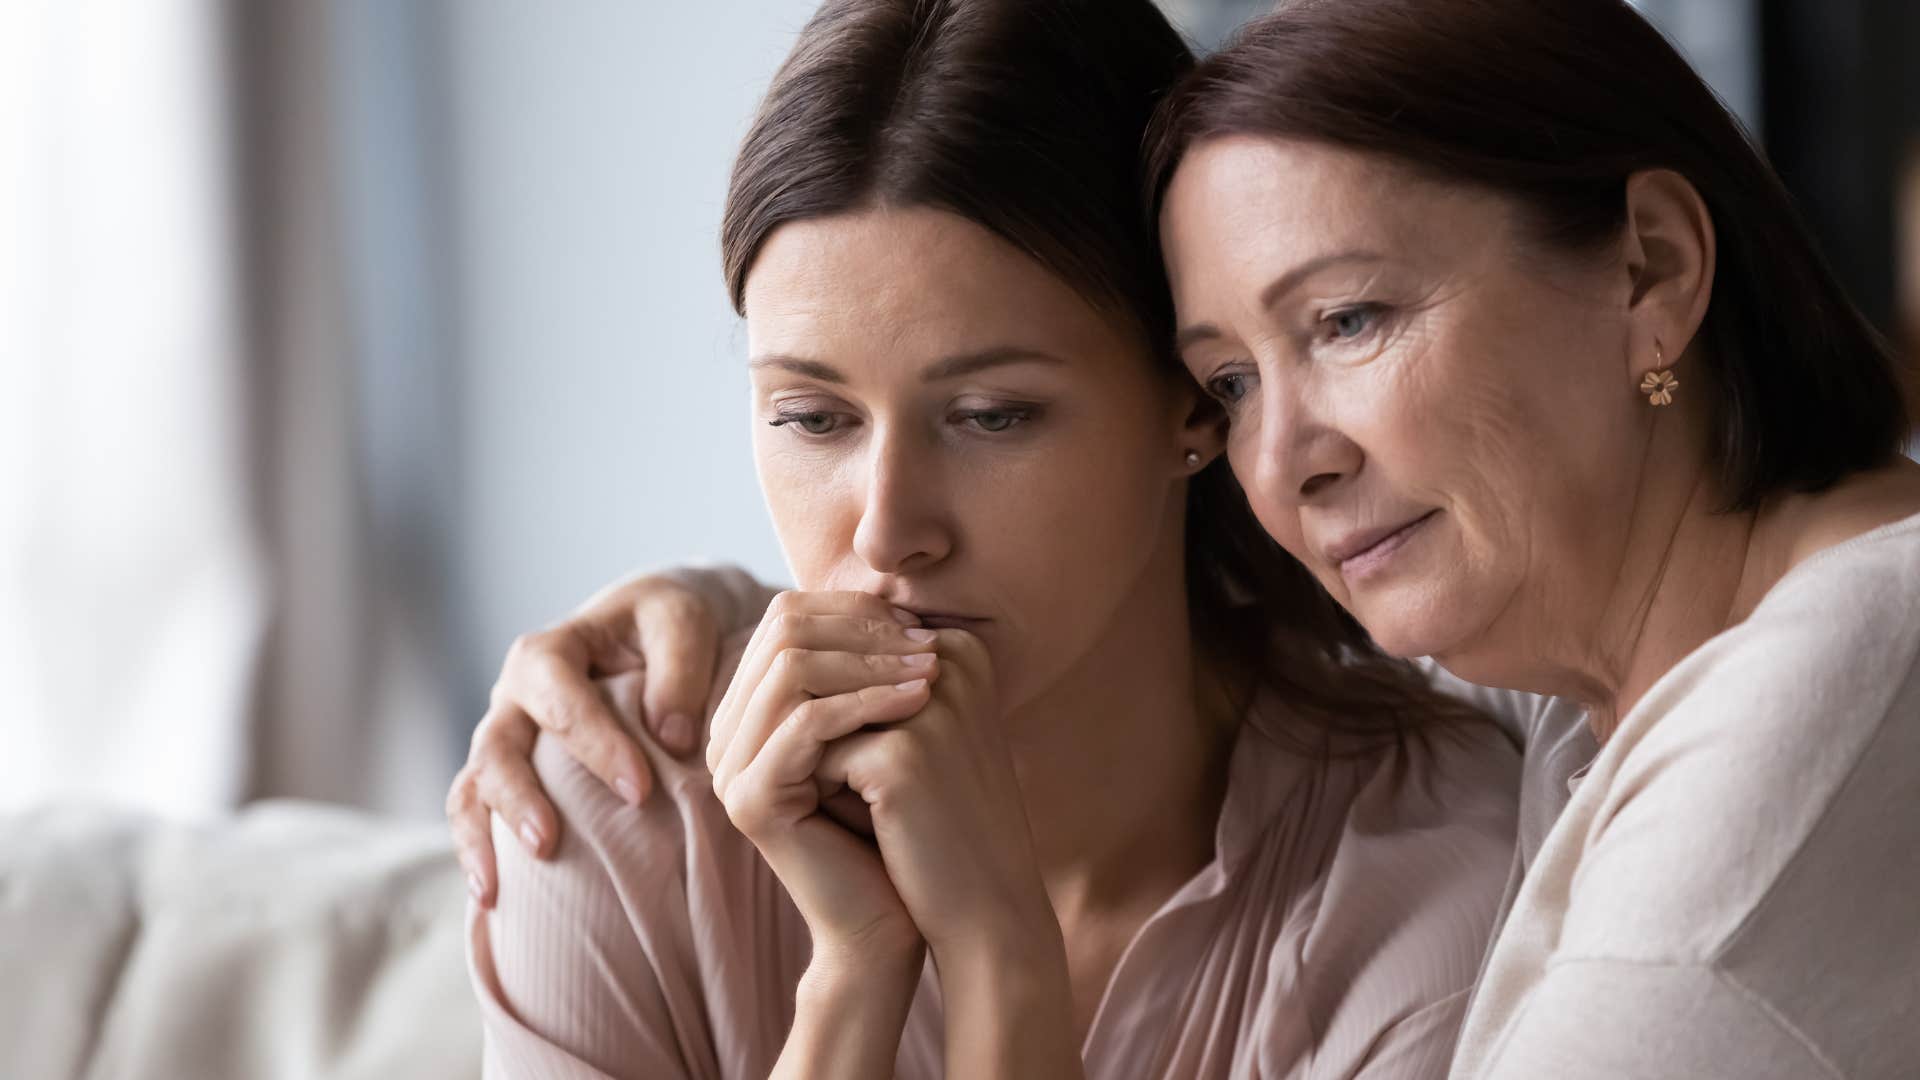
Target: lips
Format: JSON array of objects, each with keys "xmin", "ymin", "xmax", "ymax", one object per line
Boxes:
[{"xmin": 1322, "ymin": 509, "xmax": 1439, "ymax": 572}]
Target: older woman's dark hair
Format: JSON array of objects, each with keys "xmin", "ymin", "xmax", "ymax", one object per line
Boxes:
[
  {"xmin": 721, "ymin": 0, "xmax": 1480, "ymax": 736},
  {"xmin": 1146, "ymin": 0, "xmax": 1912, "ymax": 510}
]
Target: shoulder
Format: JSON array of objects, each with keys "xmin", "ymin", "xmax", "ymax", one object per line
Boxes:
[
  {"xmin": 472, "ymin": 663, "xmax": 801, "ymax": 1076},
  {"xmin": 521, "ymin": 646, "xmax": 764, "ymax": 908},
  {"xmin": 1558, "ymin": 515, "xmax": 1920, "ymax": 977}
]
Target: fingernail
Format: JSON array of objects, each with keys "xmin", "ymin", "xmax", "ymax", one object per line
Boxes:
[
  {"xmin": 519, "ymin": 820, "xmax": 544, "ymax": 851},
  {"xmin": 891, "ymin": 606, "xmax": 920, "ymax": 626},
  {"xmin": 904, "ymin": 627, "xmax": 937, "ymax": 643},
  {"xmin": 660, "ymin": 712, "xmax": 694, "ymax": 751},
  {"xmin": 901, "ymin": 651, "xmax": 936, "ymax": 668},
  {"xmin": 613, "ymin": 775, "xmax": 641, "ymax": 806},
  {"xmin": 895, "ymin": 678, "xmax": 928, "ymax": 692},
  {"xmin": 466, "ymin": 872, "xmax": 485, "ymax": 902}
]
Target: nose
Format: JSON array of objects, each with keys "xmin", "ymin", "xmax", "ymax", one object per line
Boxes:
[
  {"xmin": 851, "ymin": 423, "xmax": 953, "ymax": 575},
  {"xmin": 1247, "ymin": 374, "xmax": 1363, "ymax": 509}
]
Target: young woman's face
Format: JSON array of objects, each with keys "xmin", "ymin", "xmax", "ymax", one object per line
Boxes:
[{"xmin": 743, "ymin": 206, "xmax": 1206, "ymax": 712}]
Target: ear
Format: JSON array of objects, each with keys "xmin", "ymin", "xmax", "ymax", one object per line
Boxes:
[
  {"xmin": 1620, "ymin": 168, "xmax": 1716, "ymax": 380},
  {"xmin": 1172, "ymin": 380, "xmax": 1229, "ymax": 474}
]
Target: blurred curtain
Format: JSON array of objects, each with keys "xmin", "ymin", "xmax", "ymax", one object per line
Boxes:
[
  {"xmin": 0, "ymin": 0, "xmax": 451, "ymax": 821},
  {"xmin": 0, "ymin": 0, "xmax": 265, "ymax": 819}
]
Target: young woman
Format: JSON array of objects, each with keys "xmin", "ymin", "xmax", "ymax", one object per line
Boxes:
[{"xmin": 463, "ymin": 1, "xmax": 1519, "ymax": 1076}]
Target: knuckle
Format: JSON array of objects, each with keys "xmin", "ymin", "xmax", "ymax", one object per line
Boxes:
[
  {"xmin": 786, "ymin": 698, "xmax": 822, "ymax": 736},
  {"xmin": 769, "ymin": 646, "xmax": 808, "ymax": 680},
  {"xmin": 504, "ymin": 629, "xmax": 550, "ymax": 664},
  {"xmin": 879, "ymin": 731, "xmax": 926, "ymax": 774},
  {"xmin": 473, "ymin": 739, "xmax": 522, "ymax": 777},
  {"xmin": 444, "ymin": 775, "xmax": 475, "ymax": 817},
  {"xmin": 719, "ymin": 783, "xmax": 767, "ymax": 834},
  {"xmin": 650, "ymin": 587, "xmax": 711, "ymax": 628},
  {"xmin": 768, "ymin": 611, "xmax": 805, "ymax": 647},
  {"xmin": 768, "ymin": 590, "xmax": 801, "ymax": 617}
]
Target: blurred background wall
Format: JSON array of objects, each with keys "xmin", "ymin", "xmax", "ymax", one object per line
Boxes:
[{"xmin": 2, "ymin": 0, "xmax": 1915, "ymax": 823}]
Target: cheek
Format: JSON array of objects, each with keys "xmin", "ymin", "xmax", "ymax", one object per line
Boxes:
[{"xmin": 754, "ymin": 441, "xmax": 858, "ymax": 587}]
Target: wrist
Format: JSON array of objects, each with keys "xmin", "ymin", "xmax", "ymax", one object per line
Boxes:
[
  {"xmin": 799, "ymin": 933, "xmax": 926, "ymax": 1004},
  {"xmin": 781, "ymin": 943, "xmax": 923, "ymax": 1080},
  {"xmin": 932, "ymin": 921, "xmax": 1079, "ymax": 1076}
]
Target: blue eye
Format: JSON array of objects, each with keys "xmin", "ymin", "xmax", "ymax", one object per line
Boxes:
[
  {"xmin": 1327, "ymin": 305, "xmax": 1381, "ymax": 341},
  {"xmin": 1206, "ymin": 371, "xmax": 1253, "ymax": 405}
]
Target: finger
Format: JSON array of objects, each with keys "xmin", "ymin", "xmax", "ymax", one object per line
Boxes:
[
  {"xmin": 445, "ymin": 768, "xmax": 499, "ymax": 908},
  {"xmin": 815, "ymin": 726, "xmax": 922, "ymax": 807},
  {"xmin": 509, "ymin": 651, "xmax": 653, "ymax": 806},
  {"xmin": 728, "ymin": 679, "xmax": 931, "ymax": 817},
  {"xmin": 467, "ymin": 705, "xmax": 563, "ymax": 855},
  {"xmin": 712, "ymin": 648, "xmax": 939, "ymax": 792},
  {"xmin": 724, "ymin": 592, "xmax": 923, "ymax": 707},
  {"xmin": 709, "ymin": 609, "xmax": 938, "ymax": 771},
  {"xmin": 631, "ymin": 587, "xmax": 720, "ymax": 756}
]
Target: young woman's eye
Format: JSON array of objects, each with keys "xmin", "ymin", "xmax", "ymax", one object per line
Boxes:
[
  {"xmin": 1324, "ymin": 304, "xmax": 1384, "ymax": 342},
  {"xmin": 954, "ymin": 406, "xmax": 1036, "ymax": 433},
  {"xmin": 1205, "ymin": 371, "xmax": 1254, "ymax": 406},
  {"xmin": 768, "ymin": 410, "xmax": 845, "ymax": 436}
]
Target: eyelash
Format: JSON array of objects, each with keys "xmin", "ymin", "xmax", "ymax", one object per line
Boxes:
[
  {"xmin": 1320, "ymin": 302, "xmax": 1385, "ymax": 344},
  {"xmin": 1201, "ymin": 303, "xmax": 1389, "ymax": 408},
  {"xmin": 766, "ymin": 404, "xmax": 1042, "ymax": 438},
  {"xmin": 1204, "ymin": 371, "xmax": 1255, "ymax": 408}
]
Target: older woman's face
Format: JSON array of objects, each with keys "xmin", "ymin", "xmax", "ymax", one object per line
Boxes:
[
  {"xmin": 743, "ymin": 207, "xmax": 1198, "ymax": 711},
  {"xmin": 1161, "ymin": 136, "xmax": 1642, "ymax": 662}
]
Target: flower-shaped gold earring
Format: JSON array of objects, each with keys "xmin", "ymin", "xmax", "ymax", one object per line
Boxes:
[{"xmin": 1640, "ymin": 345, "xmax": 1678, "ymax": 406}]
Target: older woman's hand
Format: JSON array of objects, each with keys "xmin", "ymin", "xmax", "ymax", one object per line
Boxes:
[{"xmin": 447, "ymin": 566, "xmax": 773, "ymax": 907}]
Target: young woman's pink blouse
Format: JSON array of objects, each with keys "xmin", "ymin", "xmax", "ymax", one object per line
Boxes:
[{"xmin": 468, "ymin": 674, "xmax": 1520, "ymax": 1079}]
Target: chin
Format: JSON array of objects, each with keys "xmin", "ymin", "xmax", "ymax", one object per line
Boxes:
[{"xmin": 1348, "ymin": 583, "xmax": 1474, "ymax": 660}]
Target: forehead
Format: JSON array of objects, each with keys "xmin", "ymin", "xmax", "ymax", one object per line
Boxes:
[
  {"xmin": 742, "ymin": 206, "xmax": 1126, "ymax": 367},
  {"xmin": 1159, "ymin": 136, "xmax": 1513, "ymax": 285}
]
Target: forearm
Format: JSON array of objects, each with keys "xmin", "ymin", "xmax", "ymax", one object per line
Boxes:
[
  {"xmin": 772, "ymin": 946, "xmax": 923, "ymax": 1080},
  {"xmin": 935, "ymin": 930, "xmax": 1082, "ymax": 1079}
]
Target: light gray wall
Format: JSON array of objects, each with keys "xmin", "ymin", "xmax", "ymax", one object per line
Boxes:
[{"xmin": 437, "ymin": 2, "xmax": 815, "ymax": 722}]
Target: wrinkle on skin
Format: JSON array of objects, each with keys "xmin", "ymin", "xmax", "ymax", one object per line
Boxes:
[{"xmin": 1160, "ymin": 136, "xmax": 1756, "ymax": 730}]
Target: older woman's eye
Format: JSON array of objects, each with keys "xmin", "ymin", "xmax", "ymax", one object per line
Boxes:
[
  {"xmin": 1325, "ymin": 304, "xmax": 1383, "ymax": 342},
  {"xmin": 768, "ymin": 411, "xmax": 845, "ymax": 436}
]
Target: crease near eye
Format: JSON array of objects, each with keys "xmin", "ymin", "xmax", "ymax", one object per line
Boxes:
[{"xmin": 1318, "ymin": 301, "xmax": 1388, "ymax": 344}]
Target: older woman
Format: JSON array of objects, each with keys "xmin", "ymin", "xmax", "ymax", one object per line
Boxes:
[
  {"xmin": 456, "ymin": 0, "xmax": 1919, "ymax": 1076},
  {"xmin": 1145, "ymin": 2, "xmax": 1918, "ymax": 1076},
  {"xmin": 463, "ymin": 1, "xmax": 1519, "ymax": 1077}
]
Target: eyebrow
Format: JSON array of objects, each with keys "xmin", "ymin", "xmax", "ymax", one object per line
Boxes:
[
  {"xmin": 748, "ymin": 346, "xmax": 1066, "ymax": 384},
  {"xmin": 1173, "ymin": 250, "xmax": 1386, "ymax": 351}
]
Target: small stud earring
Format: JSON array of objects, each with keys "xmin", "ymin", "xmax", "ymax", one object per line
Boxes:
[
  {"xmin": 1640, "ymin": 344, "xmax": 1678, "ymax": 406},
  {"xmin": 1184, "ymin": 449, "xmax": 1203, "ymax": 468}
]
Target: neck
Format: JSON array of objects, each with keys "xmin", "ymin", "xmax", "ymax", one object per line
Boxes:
[
  {"xmin": 1579, "ymin": 463, "xmax": 1758, "ymax": 739},
  {"xmin": 1450, "ymin": 389, "xmax": 1920, "ymax": 743},
  {"xmin": 1003, "ymin": 529, "xmax": 1234, "ymax": 929}
]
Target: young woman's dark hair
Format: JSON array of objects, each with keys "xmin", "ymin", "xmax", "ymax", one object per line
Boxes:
[
  {"xmin": 720, "ymin": 0, "xmax": 1478, "ymax": 736},
  {"xmin": 1145, "ymin": 0, "xmax": 1913, "ymax": 512}
]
